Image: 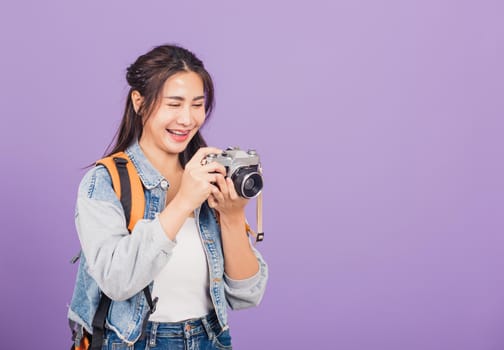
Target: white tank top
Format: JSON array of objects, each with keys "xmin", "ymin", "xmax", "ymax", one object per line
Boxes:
[{"xmin": 149, "ymin": 217, "xmax": 213, "ymax": 322}]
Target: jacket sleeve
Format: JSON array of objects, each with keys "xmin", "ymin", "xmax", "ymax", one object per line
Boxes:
[
  {"xmin": 223, "ymin": 247, "xmax": 268, "ymax": 310},
  {"xmin": 76, "ymin": 166, "xmax": 176, "ymax": 301}
]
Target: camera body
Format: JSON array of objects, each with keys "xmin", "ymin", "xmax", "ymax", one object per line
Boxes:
[{"xmin": 204, "ymin": 147, "xmax": 263, "ymax": 199}]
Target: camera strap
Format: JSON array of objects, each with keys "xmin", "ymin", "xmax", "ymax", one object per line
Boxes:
[{"xmin": 245, "ymin": 191, "xmax": 264, "ymax": 244}]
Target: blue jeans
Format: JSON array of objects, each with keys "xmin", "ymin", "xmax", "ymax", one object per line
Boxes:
[{"xmin": 102, "ymin": 310, "xmax": 232, "ymax": 350}]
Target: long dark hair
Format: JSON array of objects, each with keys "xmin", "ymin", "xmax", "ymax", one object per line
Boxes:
[{"xmin": 105, "ymin": 44, "xmax": 215, "ymax": 167}]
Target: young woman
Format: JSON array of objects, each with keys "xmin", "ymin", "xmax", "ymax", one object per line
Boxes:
[{"xmin": 68, "ymin": 44, "xmax": 268, "ymax": 350}]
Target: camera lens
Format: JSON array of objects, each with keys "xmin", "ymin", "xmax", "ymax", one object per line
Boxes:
[
  {"xmin": 244, "ymin": 177, "xmax": 255, "ymax": 191},
  {"xmin": 231, "ymin": 167, "xmax": 263, "ymax": 198},
  {"xmin": 240, "ymin": 172, "xmax": 263, "ymax": 198}
]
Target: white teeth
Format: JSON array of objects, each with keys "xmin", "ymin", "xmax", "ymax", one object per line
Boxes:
[{"xmin": 168, "ymin": 129, "xmax": 189, "ymax": 135}]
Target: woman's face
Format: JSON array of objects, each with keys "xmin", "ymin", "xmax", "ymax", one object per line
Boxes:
[{"xmin": 139, "ymin": 71, "xmax": 206, "ymax": 157}]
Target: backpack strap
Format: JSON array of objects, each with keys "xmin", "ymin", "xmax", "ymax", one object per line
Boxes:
[
  {"xmin": 96, "ymin": 152, "xmax": 145, "ymax": 232},
  {"xmin": 90, "ymin": 296, "xmax": 110, "ymax": 350},
  {"xmin": 89, "ymin": 152, "xmax": 156, "ymax": 350}
]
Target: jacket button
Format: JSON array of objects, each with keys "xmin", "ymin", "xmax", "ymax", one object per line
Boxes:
[{"xmin": 160, "ymin": 180, "xmax": 169, "ymax": 190}]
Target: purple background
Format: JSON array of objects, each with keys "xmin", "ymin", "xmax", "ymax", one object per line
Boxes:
[{"xmin": 0, "ymin": 1, "xmax": 503, "ymax": 349}]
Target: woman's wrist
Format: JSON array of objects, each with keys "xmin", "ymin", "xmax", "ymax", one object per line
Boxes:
[
  {"xmin": 170, "ymin": 195, "xmax": 195, "ymax": 216},
  {"xmin": 218, "ymin": 210, "xmax": 246, "ymax": 229},
  {"xmin": 158, "ymin": 197, "xmax": 194, "ymax": 240}
]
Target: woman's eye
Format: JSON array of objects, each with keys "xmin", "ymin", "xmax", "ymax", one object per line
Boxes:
[
  {"xmin": 168, "ymin": 104, "xmax": 181, "ymax": 107},
  {"xmin": 193, "ymin": 103, "xmax": 204, "ymax": 108}
]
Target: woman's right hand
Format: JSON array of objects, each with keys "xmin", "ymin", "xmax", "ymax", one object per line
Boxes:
[{"xmin": 172, "ymin": 147, "xmax": 227, "ymax": 214}]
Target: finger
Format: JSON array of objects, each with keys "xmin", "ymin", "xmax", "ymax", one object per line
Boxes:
[
  {"xmin": 216, "ymin": 175, "xmax": 229, "ymax": 197},
  {"xmin": 208, "ymin": 187, "xmax": 221, "ymax": 207},
  {"xmin": 208, "ymin": 183, "xmax": 221, "ymax": 197},
  {"xmin": 212, "ymin": 177, "xmax": 226, "ymax": 198},
  {"xmin": 204, "ymin": 173, "xmax": 226, "ymax": 184},
  {"xmin": 226, "ymin": 177, "xmax": 239, "ymax": 200},
  {"xmin": 192, "ymin": 147, "xmax": 223, "ymax": 164},
  {"xmin": 211, "ymin": 187, "xmax": 224, "ymax": 203},
  {"xmin": 201, "ymin": 162, "xmax": 226, "ymax": 176},
  {"xmin": 207, "ymin": 195, "xmax": 216, "ymax": 208}
]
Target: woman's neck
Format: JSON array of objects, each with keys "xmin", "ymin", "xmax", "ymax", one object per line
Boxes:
[
  {"xmin": 138, "ymin": 139, "xmax": 183, "ymax": 180},
  {"xmin": 138, "ymin": 139, "xmax": 192, "ymax": 215}
]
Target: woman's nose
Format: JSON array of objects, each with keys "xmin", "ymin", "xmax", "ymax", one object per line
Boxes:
[{"xmin": 177, "ymin": 107, "xmax": 192, "ymax": 125}]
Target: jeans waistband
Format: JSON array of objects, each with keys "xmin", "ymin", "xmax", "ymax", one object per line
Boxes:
[{"xmin": 145, "ymin": 309, "xmax": 222, "ymax": 340}]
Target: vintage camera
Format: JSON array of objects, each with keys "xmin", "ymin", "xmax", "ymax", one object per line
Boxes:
[{"xmin": 204, "ymin": 147, "xmax": 263, "ymax": 199}]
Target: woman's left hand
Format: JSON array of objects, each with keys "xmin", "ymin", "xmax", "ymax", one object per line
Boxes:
[{"xmin": 207, "ymin": 175, "xmax": 248, "ymax": 217}]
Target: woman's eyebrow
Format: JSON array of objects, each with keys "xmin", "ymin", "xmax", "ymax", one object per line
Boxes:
[{"xmin": 164, "ymin": 95, "xmax": 205, "ymax": 101}]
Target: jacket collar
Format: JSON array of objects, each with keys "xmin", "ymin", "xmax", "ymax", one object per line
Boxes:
[{"xmin": 125, "ymin": 140, "xmax": 166, "ymax": 190}]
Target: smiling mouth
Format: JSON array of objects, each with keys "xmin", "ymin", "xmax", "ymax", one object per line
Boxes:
[{"xmin": 167, "ymin": 129, "xmax": 190, "ymax": 136}]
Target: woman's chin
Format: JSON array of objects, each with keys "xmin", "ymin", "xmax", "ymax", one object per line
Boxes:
[{"xmin": 162, "ymin": 139, "xmax": 191, "ymax": 155}]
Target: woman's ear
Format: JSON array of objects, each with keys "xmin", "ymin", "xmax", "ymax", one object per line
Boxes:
[{"xmin": 131, "ymin": 90, "xmax": 144, "ymax": 114}]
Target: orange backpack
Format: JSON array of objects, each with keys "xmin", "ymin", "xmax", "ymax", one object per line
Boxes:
[{"xmin": 71, "ymin": 152, "xmax": 156, "ymax": 350}]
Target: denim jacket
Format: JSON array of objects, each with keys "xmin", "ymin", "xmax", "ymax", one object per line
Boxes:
[{"xmin": 68, "ymin": 141, "xmax": 268, "ymax": 345}]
